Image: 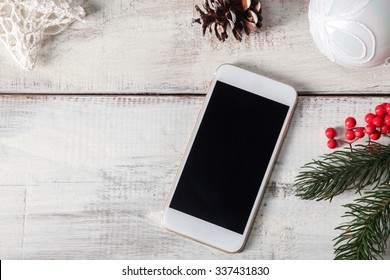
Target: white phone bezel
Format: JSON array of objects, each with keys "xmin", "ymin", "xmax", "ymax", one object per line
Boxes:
[{"xmin": 162, "ymin": 64, "xmax": 297, "ymax": 253}]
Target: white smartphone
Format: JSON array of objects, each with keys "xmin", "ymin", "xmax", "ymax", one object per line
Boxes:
[{"xmin": 162, "ymin": 64, "xmax": 297, "ymax": 253}]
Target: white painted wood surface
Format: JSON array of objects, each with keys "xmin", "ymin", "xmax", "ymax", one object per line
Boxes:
[
  {"xmin": 0, "ymin": 0, "xmax": 389, "ymax": 94},
  {"xmin": 0, "ymin": 95, "xmax": 389, "ymax": 259}
]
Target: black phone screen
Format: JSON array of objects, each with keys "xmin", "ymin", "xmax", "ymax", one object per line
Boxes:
[{"xmin": 169, "ymin": 81, "xmax": 289, "ymax": 234}]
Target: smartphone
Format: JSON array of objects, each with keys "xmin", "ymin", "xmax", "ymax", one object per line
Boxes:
[{"xmin": 162, "ymin": 64, "xmax": 297, "ymax": 253}]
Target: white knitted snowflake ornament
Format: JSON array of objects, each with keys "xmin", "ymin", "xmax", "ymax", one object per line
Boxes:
[{"xmin": 0, "ymin": 0, "xmax": 85, "ymax": 70}]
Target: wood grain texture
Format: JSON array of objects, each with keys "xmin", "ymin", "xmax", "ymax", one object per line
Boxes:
[
  {"xmin": 0, "ymin": 95, "xmax": 389, "ymax": 259},
  {"xmin": 0, "ymin": 0, "xmax": 389, "ymax": 94}
]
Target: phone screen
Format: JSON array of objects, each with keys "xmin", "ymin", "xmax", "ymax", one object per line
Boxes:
[{"xmin": 170, "ymin": 81, "xmax": 289, "ymax": 234}]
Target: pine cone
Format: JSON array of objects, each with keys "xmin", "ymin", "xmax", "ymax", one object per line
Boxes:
[{"xmin": 194, "ymin": 0, "xmax": 263, "ymax": 42}]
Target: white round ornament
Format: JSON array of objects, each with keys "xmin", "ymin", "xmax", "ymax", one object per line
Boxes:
[{"xmin": 308, "ymin": 0, "xmax": 390, "ymax": 68}]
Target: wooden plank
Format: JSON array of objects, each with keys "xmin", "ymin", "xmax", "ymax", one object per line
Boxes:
[
  {"xmin": 0, "ymin": 95, "xmax": 389, "ymax": 259},
  {"xmin": 0, "ymin": 0, "xmax": 389, "ymax": 94}
]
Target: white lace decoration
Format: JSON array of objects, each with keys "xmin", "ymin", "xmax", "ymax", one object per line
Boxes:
[{"xmin": 0, "ymin": 0, "xmax": 85, "ymax": 70}]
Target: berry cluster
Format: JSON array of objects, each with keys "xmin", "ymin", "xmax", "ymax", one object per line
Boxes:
[{"xmin": 325, "ymin": 103, "xmax": 390, "ymax": 149}]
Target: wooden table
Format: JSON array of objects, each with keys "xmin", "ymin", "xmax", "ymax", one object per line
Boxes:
[{"xmin": 0, "ymin": 0, "xmax": 389, "ymax": 259}]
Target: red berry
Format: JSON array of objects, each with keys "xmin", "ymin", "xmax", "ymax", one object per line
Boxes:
[
  {"xmin": 355, "ymin": 128, "xmax": 365, "ymax": 138},
  {"xmin": 365, "ymin": 113, "xmax": 375, "ymax": 124},
  {"xmin": 365, "ymin": 124, "xmax": 376, "ymax": 135},
  {"xmin": 325, "ymin": 127, "xmax": 336, "ymax": 139},
  {"xmin": 381, "ymin": 125, "xmax": 389, "ymax": 134},
  {"xmin": 345, "ymin": 130, "xmax": 355, "ymax": 140},
  {"xmin": 386, "ymin": 103, "xmax": 390, "ymax": 114},
  {"xmin": 345, "ymin": 117, "xmax": 356, "ymax": 128},
  {"xmin": 372, "ymin": 116, "xmax": 384, "ymax": 127},
  {"xmin": 370, "ymin": 130, "xmax": 381, "ymax": 140},
  {"xmin": 327, "ymin": 139, "xmax": 337, "ymax": 149},
  {"xmin": 385, "ymin": 115, "xmax": 390, "ymax": 126},
  {"xmin": 375, "ymin": 105, "xmax": 386, "ymax": 117}
]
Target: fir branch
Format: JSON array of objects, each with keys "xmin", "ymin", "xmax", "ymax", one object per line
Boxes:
[
  {"xmin": 333, "ymin": 185, "xmax": 390, "ymax": 260},
  {"xmin": 294, "ymin": 143, "xmax": 390, "ymax": 201}
]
